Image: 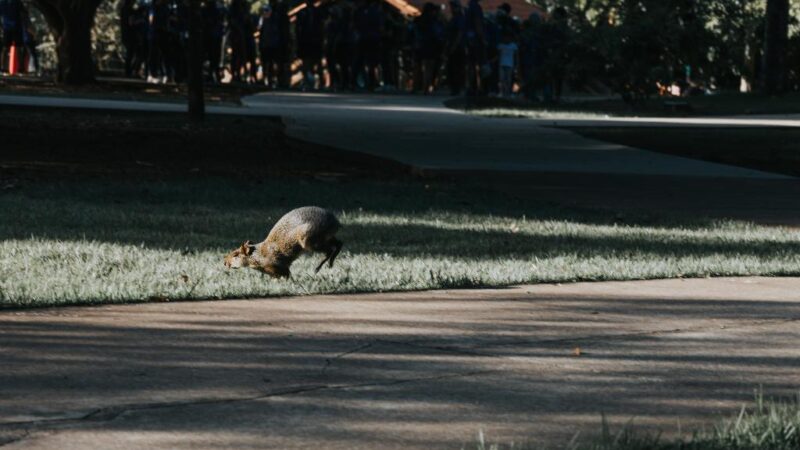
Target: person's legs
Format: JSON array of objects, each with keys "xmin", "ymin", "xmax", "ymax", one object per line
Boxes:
[
  {"xmin": 431, "ymin": 52, "xmax": 442, "ymax": 90},
  {"xmin": 327, "ymin": 51, "xmax": 340, "ymax": 90},
  {"xmin": 499, "ymin": 65, "xmax": 512, "ymax": 97},
  {"xmin": 342, "ymin": 45, "xmax": 356, "ymax": 90},
  {"xmin": 230, "ymin": 32, "xmax": 246, "ymax": 82},
  {"xmin": 147, "ymin": 37, "xmax": 160, "ymax": 79},
  {"xmin": 247, "ymin": 41, "xmax": 258, "ymax": 83},
  {"xmin": 170, "ymin": 34, "xmax": 187, "ymax": 83},
  {"xmin": 486, "ymin": 51, "xmax": 499, "ymax": 95},
  {"xmin": 24, "ymin": 41, "xmax": 38, "ymax": 73},
  {"xmin": 553, "ymin": 69, "xmax": 564, "ymax": 101},
  {"xmin": 364, "ymin": 40, "xmax": 380, "ymax": 90},
  {"xmin": 314, "ymin": 48, "xmax": 324, "ymax": 89},
  {"xmin": 465, "ymin": 45, "xmax": 479, "ymax": 95},
  {"xmin": 123, "ymin": 38, "xmax": 135, "ymax": 77},
  {"xmin": 260, "ymin": 46, "xmax": 270, "ymax": 85},
  {"xmin": 279, "ymin": 56, "xmax": 290, "ymax": 89},
  {"xmin": 446, "ymin": 49, "xmax": 465, "ymax": 95},
  {"xmin": 300, "ymin": 53, "xmax": 316, "ymax": 89}
]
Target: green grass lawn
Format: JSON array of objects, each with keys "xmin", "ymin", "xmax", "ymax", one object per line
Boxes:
[
  {"xmin": 472, "ymin": 393, "xmax": 800, "ymax": 450},
  {"xmin": 448, "ymin": 92, "xmax": 800, "ymax": 118},
  {"xmin": 3, "ymin": 178, "xmax": 800, "ymax": 308}
]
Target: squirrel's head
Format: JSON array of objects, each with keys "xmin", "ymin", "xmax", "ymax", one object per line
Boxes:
[{"xmin": 223, "ymin": 240, "xmax": 256, "ymax": 269}]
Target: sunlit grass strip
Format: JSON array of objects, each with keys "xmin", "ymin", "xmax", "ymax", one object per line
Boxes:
[
  {"xmin": 2, "ymin": 179, "xmax": 800, "ymax": 308},
  {"xmin": 466, "ymin": 108, "xmax": 613, "ymax": 120},
  {"xmin": 3, "ymin": 235, "xmax": 800, "ymax": 308}
]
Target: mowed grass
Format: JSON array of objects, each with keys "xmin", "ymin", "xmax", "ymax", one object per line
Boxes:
[
  {"xmin": 467, "ymin": 108, "xmax": 611, "ymax": 120},
  {"xmin": 2, "ymin": 178, "xmax": 800, "ymax": 308},
  {"xmin": 450, "ymin": 91, "xmax": 800, "ymax": 118},
  {"xmin": 471, "ymin": 393, "xmax": 800, "ymax": 450}
]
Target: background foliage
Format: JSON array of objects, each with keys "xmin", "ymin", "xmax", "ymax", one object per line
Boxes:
[
  {"xmin": 531, "ymin": 0, "xmax": 800, "ymax": 97},
  {"xmin": 25, "ymin": 0, "xmax": 123, "ymax": 74},
  {"xmin": 19, "ymin": 0, "xmax": 800, "ymax": 95}
]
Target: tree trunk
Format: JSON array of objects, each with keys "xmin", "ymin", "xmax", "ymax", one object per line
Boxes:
[
  {"xmin": 762, "ymin": 0, "xmax": 790, "ymax": 94},
  {"xmin": 56, "ymin": 10, "xmax": 95, "ymax": 84},
  {"xmin": 187, "ymin": 0, "xmax": 205, "ymax": 122},
  {"xmin": 32, "ymin": 0, "xmax": 100, "ymax": 85}
]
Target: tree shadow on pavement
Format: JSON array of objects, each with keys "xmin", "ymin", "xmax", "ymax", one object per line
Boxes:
[{"xmin": 1, "ymin": 292, "xmax": 800, "ymax": 447}]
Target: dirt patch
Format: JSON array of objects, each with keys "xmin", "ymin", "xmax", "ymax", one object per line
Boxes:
[{"xmin": 0, "ymin": 105, "xmax": 411, "ymax": 181}]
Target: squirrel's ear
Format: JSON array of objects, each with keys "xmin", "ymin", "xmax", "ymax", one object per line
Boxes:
[{"xmin": 241, "ymin": 240, "xmax": 253, "ymax": 255}]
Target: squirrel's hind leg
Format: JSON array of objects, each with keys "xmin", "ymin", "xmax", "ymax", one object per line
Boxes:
[
  {"xmin": 327, "ymin": 239, "xmax": 343, "ymax": 268},
  {"xmin": 314, "ymin": 238, "xmax": 343, "ymax": 273}
]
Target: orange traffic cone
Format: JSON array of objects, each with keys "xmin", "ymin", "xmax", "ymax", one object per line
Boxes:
[{"xmin": 8, "ymin": 45, "xmax": 18, "ymax": 75}]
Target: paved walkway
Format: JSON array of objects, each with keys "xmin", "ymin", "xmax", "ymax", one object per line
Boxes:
[
  {"xmin": 2, "ymin": 277, "xmax": 800, "ymax": 449},
  {"xmin": 0, "ymin": 92, "xmax": 792, "ymax": 178},
  {"xmin": 243, "ymin": 93, "xmax": 788, "ymax": 177}
]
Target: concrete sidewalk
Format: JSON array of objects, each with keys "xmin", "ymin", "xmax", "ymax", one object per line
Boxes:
[
  {"xmin": 242, "ymin": 92, "xmax": 789, "ymax": 177},
  {"xmin": 2, "ymin": 277, "xmax": 800, "ymax": 449}
]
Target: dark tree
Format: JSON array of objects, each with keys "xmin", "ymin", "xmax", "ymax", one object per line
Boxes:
[
  {"xmin": 187, "ymin": 0, "xmax": 205, "ymax": 121},
  {"xmin": 31, "ymin": 0, "xmax": 104, "ymax": 84},
  {"xmin": 762, "ymin": 0, "xmax": 790, "ymax": 94}
]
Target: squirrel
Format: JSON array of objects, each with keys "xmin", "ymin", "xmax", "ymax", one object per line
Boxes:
[{"xmin": 224, "ymin": 206, "xmax": 343, "ymax": 278}]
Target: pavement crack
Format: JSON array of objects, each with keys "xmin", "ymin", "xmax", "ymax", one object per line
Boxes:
[
  {"xmin": 337, "ymin": 369, "xmax": 494, "ymax": 390},
  {"xmin": 321, "ymin": 342, "xmax": 374, "ymax": 373},
  {"xmin": 376, "ymin": 339, "xmax": 490, "ymax": 357},
  {"xmin": 0, "ymin": 371, "xmax": 493, "ymax": 434},
  {"xmin": 0, "ymin": 429, "xmax": 31, "ymax": 448}
]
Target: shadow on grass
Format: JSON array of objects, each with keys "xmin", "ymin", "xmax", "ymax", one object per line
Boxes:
[
  {"xmin": 568, "ymin": 127, "xmax": 800, "ymax": 178},
  {"xmin": 0, "ymin": 178, "xmax": 765, "ymax": 262}
]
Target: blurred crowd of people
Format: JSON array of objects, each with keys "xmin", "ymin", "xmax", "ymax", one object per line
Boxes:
[
  {"xmin": 0, "ymin": 0, "xmax": 40, "ymax": 75},
  {"xmin": 121, "ymin": 0, "xmax": 571, "ymax": 98},
  {"xmin": 2, "ymin": 0, "xmax": 570, "ymax": 99}
]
